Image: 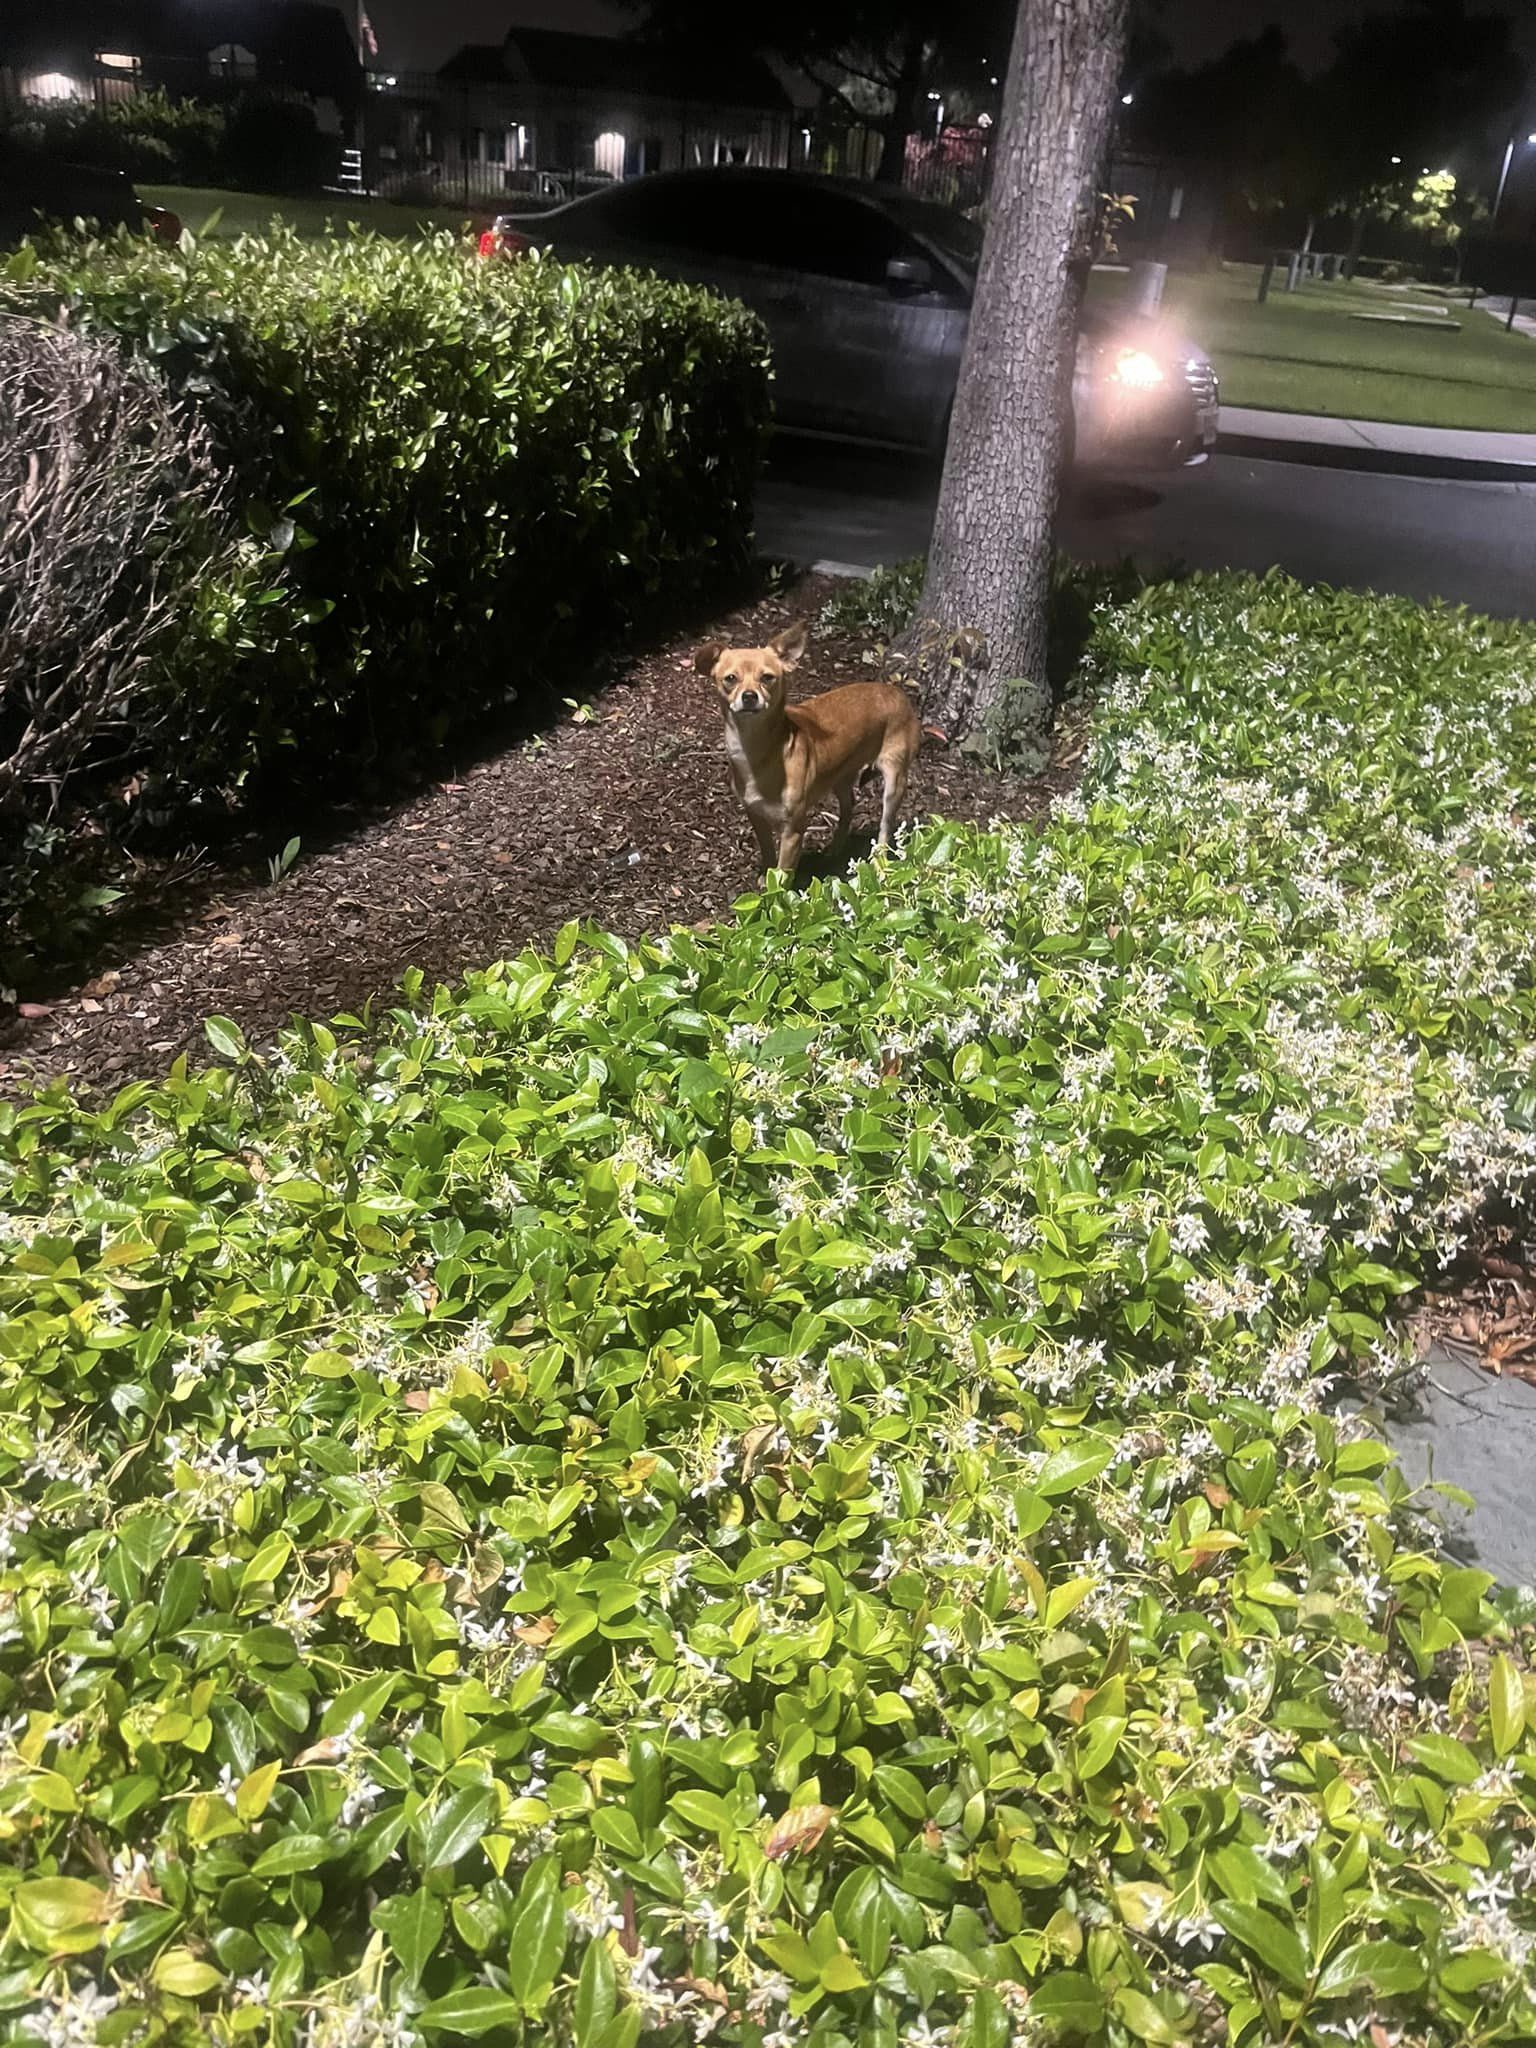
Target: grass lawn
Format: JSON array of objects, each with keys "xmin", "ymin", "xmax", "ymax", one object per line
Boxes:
[
  {"xmin": 138, "ymin": 182, "xmax": 484, "ymax": 241},
  {"xmin": 1090, "ymin": 261, "xmax": 1536, "ymax": 431}
]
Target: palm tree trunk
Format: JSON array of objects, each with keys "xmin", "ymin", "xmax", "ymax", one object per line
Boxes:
[{"xmin": 895, "ymin": 0, "xmax": 1129, "ymax": 753}]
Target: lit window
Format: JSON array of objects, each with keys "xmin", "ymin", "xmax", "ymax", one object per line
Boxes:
[
  {"xmin": 594, "ymin": 131, "xmax": 625, "ymax": 179},
  {"xmin": 96, "ymin": 52, "xmax": 141, "ymax": 74}
]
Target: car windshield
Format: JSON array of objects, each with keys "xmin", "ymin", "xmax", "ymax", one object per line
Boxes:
[{"xmin": 879, "ymin": 194, "xmax": 984, "ymax": 273}]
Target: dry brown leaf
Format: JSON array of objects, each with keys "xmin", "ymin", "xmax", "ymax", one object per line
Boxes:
[
  {"xmin": 293, "ymin": 1736, "xmax": 349, "ymax": 1767},
  {"xmin": 764, "ymin": 1803, "xmax": 836, "ymax": 1861},
  {"xmin": 677, "ymin": 1976, "xmax": 731, "ymax": 2010},
  {"xmin": 514, "ymin": 1614, "xmax": 558, "ymax": 1648},
  {"xmin": 739, "ymin": 1422, "xmax": 779, "ymax": 1480}
]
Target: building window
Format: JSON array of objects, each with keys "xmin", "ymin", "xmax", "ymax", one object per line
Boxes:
[
  {"xmin": 96, "ymin": 52, "xmax": 142, "ymax": 76},
  {"xmin": 594, "ymin": 131, "xmax": 626, "ymax": 179},
  {"xmin": 208, "ymin": 43, "xmax": 258, "ymax": 82}
]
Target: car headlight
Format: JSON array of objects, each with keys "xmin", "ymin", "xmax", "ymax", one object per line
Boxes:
[{"xmin": 1111, "ymin": 348, "xmax": 1165, "ymax": 389}]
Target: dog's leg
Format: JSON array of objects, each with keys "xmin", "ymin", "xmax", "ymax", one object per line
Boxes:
[
  {"xmin": 877, "ymin": 748, "xmax": 910, "ymax": 850},
  {"xmin": 748, "ymin": 810, "xmax": 776, "ymax": 871},
  {"xmin": 775, "ymin": 813, "xmax": 806, "ymax": 877},
  {"xmin": 834, "ymin": 783, "xmax": 855, "ymax": 852}
]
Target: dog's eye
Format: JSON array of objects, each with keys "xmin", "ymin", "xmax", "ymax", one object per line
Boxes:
[{"xmin": 722, "ymin": 674, "xmax": 737, "ymax": 686}]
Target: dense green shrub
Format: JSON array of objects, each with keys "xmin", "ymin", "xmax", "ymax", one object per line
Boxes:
[
  {"xmin": 2, "ymin": 573, "xmax": 1534, "ymax": 2046},
  {"xmin": 6, "ymin": 90, "xmax": 225, "ymax": 185},
  {"xmin": 215, "ymin": 93, "xmax": 333, "ymax": 195},
  {"xmin": 0, "ymin": 229, "xmax": 770, "ymax": 811}
]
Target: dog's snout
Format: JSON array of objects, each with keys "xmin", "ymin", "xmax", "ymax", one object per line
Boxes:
[{"xmin": 737, "ymin": 688, "xmax": 764, "ymax": 711}]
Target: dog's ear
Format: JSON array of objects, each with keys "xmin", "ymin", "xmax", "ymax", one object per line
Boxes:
[
  {"xmin": 771, "ymin": 621, "xmax": 808, "ymax": 669},
  {"xmin": 693, "ymin": 642, "xmax": 725, "ymax": 677}
]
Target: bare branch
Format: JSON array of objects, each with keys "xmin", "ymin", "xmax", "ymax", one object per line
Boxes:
[{"xmin": 0, "ymin": 313, "xmax": 235, "ymax": 816}]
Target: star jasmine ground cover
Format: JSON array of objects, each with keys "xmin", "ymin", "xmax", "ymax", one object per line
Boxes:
[{"xmin": 2, "ymin": 571, "xmax": 1535, "ymax": 2048}]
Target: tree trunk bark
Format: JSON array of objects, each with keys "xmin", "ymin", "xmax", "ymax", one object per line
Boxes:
[
  {"xmin": 876, "ymin": 30, "xmax": 926, "ymax": 185},
  {"xmin": 894, "ymin": 0, "xmax": 1129, "ymax": 754}
]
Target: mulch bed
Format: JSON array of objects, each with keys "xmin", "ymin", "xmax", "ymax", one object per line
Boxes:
[
  {"xmin": 1, "ymin": 573, "xmax": 1079, "ymax": 1099},
  {"xmin": 1410, "ymin": 1215, "xmax": 1536, "ymax": 1385}
]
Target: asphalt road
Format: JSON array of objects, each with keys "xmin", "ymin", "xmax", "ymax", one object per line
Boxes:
[{"xmin": 757, "ymin": 440, "xmax": 1536, "ymax": 621}]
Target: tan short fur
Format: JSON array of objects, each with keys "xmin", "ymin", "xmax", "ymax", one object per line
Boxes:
[{"xmin": 694, "ymin": 622, "xmax": 921, "ymax": 877}]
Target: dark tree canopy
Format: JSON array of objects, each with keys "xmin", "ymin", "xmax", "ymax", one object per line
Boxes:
[
  {"xmin": 630, "ymin": 0, "xmax": 1014, "ymax": 179},
  {"xmin": 1134, "ymin": 1, "xmax": 1525, "ymax": 227}
]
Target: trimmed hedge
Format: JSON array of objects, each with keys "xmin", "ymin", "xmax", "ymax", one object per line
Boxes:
[
  {"xmin": 0, "ymin": 229, "xmax": 770, "ymax": 809},
  {"xmin": 2, "ymin": 573, "xmax": 1535, "ymax": 2047},
  {"xmin": 5, "ymin": 92, "xmax": 225, "ymax": 186}
]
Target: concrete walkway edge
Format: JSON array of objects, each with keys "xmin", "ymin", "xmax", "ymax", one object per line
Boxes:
[{"xmin": 1219, "ymin": 405, "xmax": 1536, "ymax": 484}]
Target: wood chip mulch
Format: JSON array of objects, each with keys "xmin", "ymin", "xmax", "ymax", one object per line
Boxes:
[
  {"xmin": 1, "ymin": 574, "xmax": 1082, "ymax": 1100},
  {"xmin": 1410, "ymin": 1219, "xmax": 1536, "ymax": 1383}
]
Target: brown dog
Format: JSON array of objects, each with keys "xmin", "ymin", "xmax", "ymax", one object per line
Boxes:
[{"xmin": 694, "ymin": 622, "xmax": 921, "ymax": 876}]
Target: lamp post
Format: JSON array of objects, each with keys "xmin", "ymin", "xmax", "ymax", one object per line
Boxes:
[{"xmin": 1493, "ymin": 131, "xmax": 1536, "ymax": 226}]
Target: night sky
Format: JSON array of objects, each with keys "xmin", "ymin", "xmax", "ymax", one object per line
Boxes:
[{"xmin": 366, "ymin": 0, "xmax": 1536, "ymax": 82}]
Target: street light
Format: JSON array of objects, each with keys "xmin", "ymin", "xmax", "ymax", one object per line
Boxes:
[
  {"xmin": 1121, "ymin": 92, "xmax": 1134, "ymax": 105},
  {"xmin": 1494, "ymin": 132, "xmax": 1536, "ymax": 225}
]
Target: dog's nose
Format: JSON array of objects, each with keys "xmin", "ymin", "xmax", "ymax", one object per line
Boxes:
[{"xmin": 737, "ymin": 689, "xmax": 763, "ymax": 711}]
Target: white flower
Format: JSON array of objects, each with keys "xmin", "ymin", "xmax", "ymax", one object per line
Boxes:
[{"xmin": 24, "ymin": 1982, "xmax": 118, "ymax": 2048}]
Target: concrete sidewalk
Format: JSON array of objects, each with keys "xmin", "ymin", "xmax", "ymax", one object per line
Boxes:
[
  {"xmin": 1377, "ymin": 1346, "xmax": 1536, "ymax": 1590},
  {"xmin": 1219, "ymin": 405, "xmax": 1536, "ymax": 482}
]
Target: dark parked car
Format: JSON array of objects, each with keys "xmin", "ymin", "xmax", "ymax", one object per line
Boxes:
[
  {"xmin": 482, "ymin": 167, "xmax": 1218, "ymax": 468},
  {"xmin": 0, "ymin": 137, "xmax": 181, "ymax": 250}
]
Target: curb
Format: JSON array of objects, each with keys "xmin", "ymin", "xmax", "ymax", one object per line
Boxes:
[{"xmin": 1216, "ymin": 428, "xmax": 1536, "ymax": 485}]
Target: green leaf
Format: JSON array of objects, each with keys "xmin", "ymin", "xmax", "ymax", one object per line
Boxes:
[
  {"xmin": 1026, "ymin": 1970, "xmax": 1105, "ymax": 2034},
  {"xmin": 1112, "ymin": 1988, "xmax": 1181, "ymax": 2044},
  {"xmin": 534, "ymin": 1711, "xmax": 606, "ymax": 1753},
  {"xmin": 1405, "ymin": 1733, "xmax": 1482, "ymax": 1785},
  {"xmin": 234, "ymin": 1760, "xmax": 281, "ymax": 1823},
  {"xmin": 1439, "ymin": 1566, "xmax": 1495, "ymax": 1629},
  {"xmin": 374, "ymin": 1889, "xmax": 445, "ymax": 1990},
  {"xmin": 1212, "ymin": 1901, "xmax": 1311, "ymax": 1992},
  {"xmin": 418, "ymin": 1987, "xmax": 528, "ymax": 2036},
  {"xmin": 11, "ymin": 1879, "xmax": 111, "ymax": 1955},
  {"xmin": 157, "ymin": 1555, "xmax": 204, "ymax": 1636},
  {"xmin": 1034, "ymin": 1442, "xmax": 1114, "ymax": 1498},
  {"xmin": 507, "ymin": 1883, "xmax": 567, "ymax": 2011},
  {"xmin": 574, "ymin": 1931, "xmax": 617, "ymax": 2044},
  {"xmin": 591, "ymin": 1806, "xmax": 643, "ymax": 1858},
  {"xmin": 1489, "ymin": 1653, "xmax": 1526, "ymax": 1756},
  {"xmin": 819, "ymin": 1951, "xmax": 868, "ymax": 1993},
  {"xmin": 669, "ymin": 1788, "xmax": 736, "ymax": 1835},
  {"xmin": 204, "ymin": 1016, "xmax": 247, "ymax": 1060},
  {"xmin": 1317, "ymin": 1940, "xmax": 1426, "ymax": 1997},
  {"xmin": 251, "ymin": 1833, "xmax": 337, "ymax": 1878},
  {"xmin": 151, "ymin": 1950, "xmax": 223, "ymax": 1997},
  {"xmin": 416, "ymin": 1784, "xmax": 497, "ymax": 1871}
]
